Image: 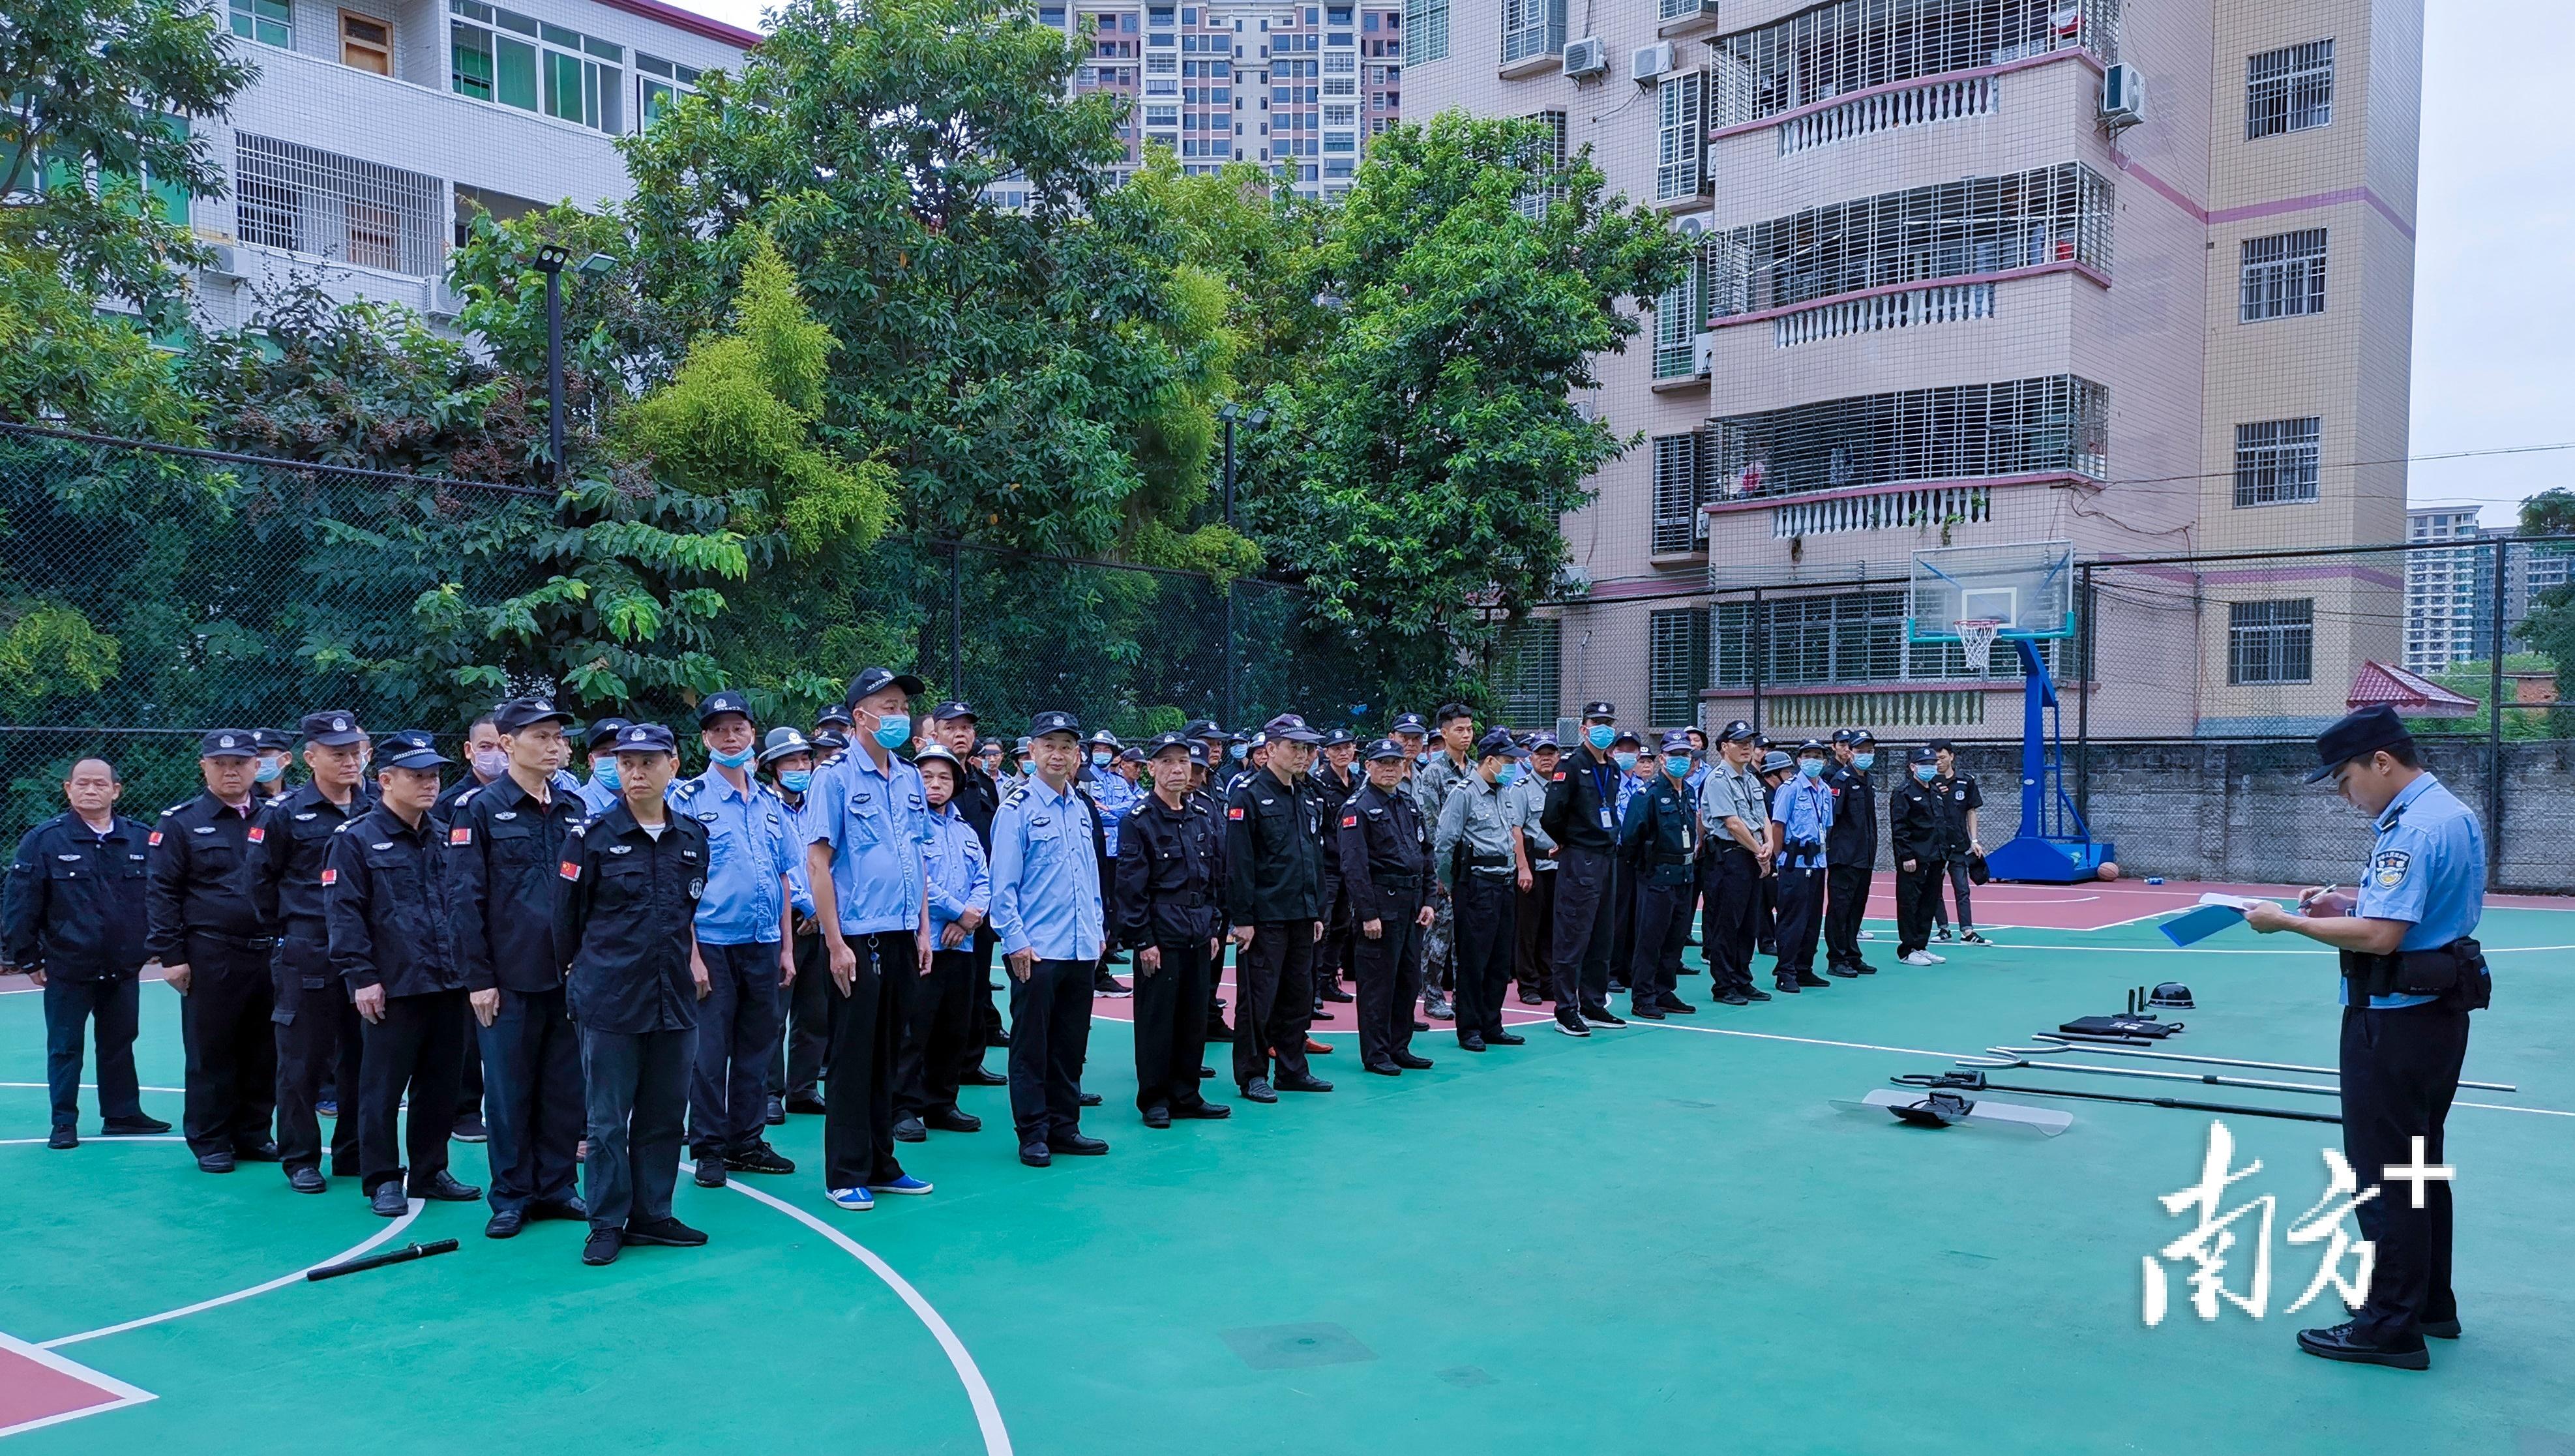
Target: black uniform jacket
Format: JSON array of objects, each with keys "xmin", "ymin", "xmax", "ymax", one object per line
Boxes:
[
  {"xmin": 326, "ymin": 805, "xmax": 462, "ymax": 998},
  {"xmin": 1823, "ymin": 764, "xmax": 1877, "ymax": 867},
  {"xmin": 3, "ymin": 812, "xmax": 151, "ymax": 978},
  {"xmin": 243, "ymin": 780, "xmax": 368, "ymax": 944},
  {"xmin": 1117, "ymin": 792, "xmax": 1225, "ymax": 949},
  {"xmin": 1618, "ymin": 776, "xmax": 1697, "ymax": 885},
  {"xmin": 145, "ymin": 792, "xmax": 264, "ymax": 958},
  {"xmin": 1540, "ymin": 745, "xmax": 1623, "ymax": 854},
  {"xmin": 1889, "ymin": 778, "xmax": 1942, "ymax": 867},
  {"xmin": 1223, "ymin": 767, "xmax": 1325, "ymax": 925},
  {"xmin": 447, "ymin": 773, "xmax": 592, "ymax": 995},
  {"xmin": 1309, "ymin": 764, "xmax": 1359, "ymax": 874},
  {"xmin": 552, "ymin": 804, "xmax": 707, "ymax": 1035},
  {"xmin": 1335, "ymin": 782, "xmax": 1429, "ymax": 925}
]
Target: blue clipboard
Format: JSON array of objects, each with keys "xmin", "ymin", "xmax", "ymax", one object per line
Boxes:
[{"xmin": 2159, "ymin": 903, "xmax": 2247, "ymax": 947}]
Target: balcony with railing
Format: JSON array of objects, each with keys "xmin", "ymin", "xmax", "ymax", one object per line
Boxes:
[{"xmin": 1706, "ymin": 374, "xmax": 2109, "ymax": 504}]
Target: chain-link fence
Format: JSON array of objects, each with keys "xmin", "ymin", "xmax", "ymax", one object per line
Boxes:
[{"xmin": 0, "ymin": 423, "xmax": 1385, "ymax": 840}]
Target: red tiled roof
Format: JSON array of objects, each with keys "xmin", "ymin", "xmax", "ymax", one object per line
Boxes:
[{"xmin": 2347, "ymin": 661, "xmax": 2479, "ymax": 718}]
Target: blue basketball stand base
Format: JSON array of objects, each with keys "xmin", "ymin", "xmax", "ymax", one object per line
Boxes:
[{"xmin": 1988, "ymin": 638, "xmax": 2113, "ymax": 885}]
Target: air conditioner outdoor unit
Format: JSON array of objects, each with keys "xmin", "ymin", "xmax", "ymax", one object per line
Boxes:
[
  {"xmin": 1632, "ymin": 41, "xmax": 1674, "ymax": 83},
  {"xmin": 1562, "ymin": 37, "xmax": 1608, "ymax": 79},
  {"xmin": 200, "ymin": 245, "xmax": 245, "ymax": 282},
  {"xmin": 427, "ymin": 278, "xmax": 466, "ymax": 321},
  {"xmin": 1691, "ymin": 333, "xmax": 1716, "ymax": 378},
  {"xmin": 1674, "ymin": 212, "xmax": 1711, "ymax": 239},
  {"xmin": 2100, "ymin": 63, "xmax": 2145, "ymax": 128}
]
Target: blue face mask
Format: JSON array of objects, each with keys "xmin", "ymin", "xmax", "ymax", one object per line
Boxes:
[
  {"xmin": 254, "ymin": 758, "xmax": 284, "ymax": 784},
  {"xmin": 1913, "ymin": 764, "xmax": 1937, "ymax": 783},
  {"xmin": 1495, "ymin": 764, "xmax": 1519, "ymax": 788},
  {"xmin": 595, "ymin": 762, "xmax": 621, "ymax": 792},
  {"xmin": 1853, "ymin": 753, "xmax": 1875, "ymax": 771},
  {"xmin": 777, "ymin": 769, "xmax": 812, "ymax": 794},
  {"xmin": 1586, "ymin": 724, "xmax": 1616, "ymax": 750},
  {"xmin": 1799, "ymin": 758, "xmax": 1826, "ymax": 779},
  {"xmin": 1613, "ymin": 752, "xmax": 1638, "ymax": 772},
  {"xmin": 1663, "ymin": 755, "xmax": 1689, "ymax": 777},
  {"xmin": 1230, "ymin": 743, "xmax": 1248, "ymax": 761},
  {"xmin": 871, "ymin": 717, "xmax": 912, "ymax": 751},
  {"xmin": 1091, "ymin": 750, "xmax": 1112, "ymax": 767},
  {"xmin": 710, "ymin": 746, "xmax": 756, "ymax": 769}
]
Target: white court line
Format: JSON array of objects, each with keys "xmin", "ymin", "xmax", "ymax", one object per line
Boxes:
[
  {"xmin": 0, "ymin": 1083, "xmax": 185, "ymax": 1094},
  {"xmin": 38, "ymin": 1201, "xmax": 423, "ymax": 1349},
  {"xmin": 0, "ymin": 1331, "xmax": 154, "ymax": 1439},
  {"xmin": 723, "ymin": 1181, "xmax": 1012, "ymax": 1456},
  {"xmin": 1948, "ymin": 942, "xmax": 2575, "ymax": 958},
  {"xmin": 1616, "ymin": 1018, "xmax": 2574, "ymax": 1119},
  {"xmin": 0, "ymin": 1135, "xmax": 185, "ymax": 1147}
]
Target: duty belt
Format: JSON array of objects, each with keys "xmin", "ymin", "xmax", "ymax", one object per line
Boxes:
[
  {"xmin": 192, "ymin": 929, "xmax": 278, "ymax": 951},
  {"xmin": 1468, "ymin": 859, "xmax": 1515, "ymax": 876}
]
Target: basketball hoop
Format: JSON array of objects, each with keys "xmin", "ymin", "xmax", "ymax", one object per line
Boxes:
[{"xmin": 1956, "ymin": 618, "xmax": 2004, "ymax": 679}]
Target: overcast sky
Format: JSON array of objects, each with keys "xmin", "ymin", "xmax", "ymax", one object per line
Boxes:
[{"xmin": 681, "ymin": 1, "xmax": 2572, "ymax": 527}]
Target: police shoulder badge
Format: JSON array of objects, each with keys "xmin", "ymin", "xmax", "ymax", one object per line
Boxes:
[
  {"xmin": 1342, "ymin": 814, "xmax": 1358, "ymax": 829},
  {"xmin": 2372, "ymin": 848, "xmax": 2411, "ymax": 887}
]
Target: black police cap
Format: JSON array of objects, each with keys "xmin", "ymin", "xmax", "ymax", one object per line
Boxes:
[
  {"xmin": 1144, "ymin": 732, "xmax": 1193, "ymax": 758},
  {"xmin": 1263, "ymin": 713, "xmax": 1323, "ymax": 745},
  {"xmin": 1388, "ymin": 713, "xmax": 1429, "ymax": 735},
  {"xmin": 813, "ymin": 704, "xmax": 856, "ymax": 728},
  {"xmin": 1581, "ymin": 700, "xmax": 1617, "ymax": 722},
  {"xmin": 377, "ymin": 729, "xmax": 451, "ymax": 771},
  {"xmin": 198, "ymin": 729, "xmax": 258, "ymax": 759},
  {"xmin": 611, "ymin": 722, "xmax": 679, "ymax": 754},
  {"xmin": 1719, "ymin": 720, "xmax": 1757, "ymax": 743},
  {"xmin": 1909, "ymin": 745, "xmax": 1939, "ymax": 764},
  {"xmin": 299, "ymin": 709, "xmax": 364, "ymax": 747},
  {"xmin": 931, "ymin": 700, "xmax": 978, "ymax": 722},
  {"xmin": 1320, "ymin": 727, "xmax": 1358, "ymax": 747},
  {"xmin": 251, "ymin": 728, "xmax": 294, "ymax": 752},
  {"xmin": 1028, "ymin": 710, "xmax": 1082, "ymax": 741},
  {"xmin": 495, "ymin": 697, "xmax": 574, "ymax": 734},
  {"xmin": 1364, "ymin": 737, "xmax": 1408, "ymax": 761},
  {"xmin": 2306, "ymin": 704, "xmax": 2413, "ymax": 783},
  {"xmin": 844, "ymin": 666, "xmax": 925, "ymax": 706},
  {"xmin": 1473, "ymin": 727, "xmax": 1522, "ymax": 760},
  {"xmin": 696, "ymin": 690, "xmax": 753, "ymax": 726},
  {"xmin": 582, "ymin": 717, "xmax": 633, "ymax": 751}
]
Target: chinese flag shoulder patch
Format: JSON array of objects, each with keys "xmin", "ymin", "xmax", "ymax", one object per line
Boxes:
[
  {"xmin": 147, "ymin": 831, "xmax": 163, "ymax": 846},
  {"xmin": 246, "ymin": 826, "xmax": 265, "ymax": 843},
  {"xmin": 1341, "ymin": 814, "xmax": 1358, "ymax": 829},
  {"xmin": 318, "ymin": 867, "xmax": 337, "ymax": 886},
  {"xmin": 558, "ymin": 861, "xmax": 580, "ymax": 881},
  {"xmin": 1227, "ymin": 807, "xmax": 1245, "ymax": 820},
  {"xmin": 1551, "ymin": 771, "xmax": 1566, "ymax": 782},
  {"xmin": 449, "ymin": 827, "xmax": 472, "ymax": 845}
]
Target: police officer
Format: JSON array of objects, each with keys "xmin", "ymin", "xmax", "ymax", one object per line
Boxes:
[
  {"xmin": 1821, "ymin": 730, "xmax": 1881, "ymax": 977},
  {"xmin": 327, "ymin": 730, "xmax": 482, "ymax": 1216},
  {"xmin": 1888, "ymin": 747, "xmax": 1948, "ymax": 968},
  {"xmin": 1538, "ymin": 702, "xmax": 1627, "ymax": 1037},
  {"xmin": 1079, "ymin": 729, "xmax": 1136, "ymax": 998},
  {"xmin": 1225, "ymin": 712, "xmax": 1332, "ymax": 1101},
  {"xmin": 1309, "ymin": 727, "xmax": 1362, "ymax": 1009},
  {"xmin": 250, "ymin": 728, "xmax": 295, "ymax": 806},
  {"xmin": 1336, "ymin": 737, "xmax": 1435, "ymax": 1074},
  {"xmin": 1414, "ymin": 704, "xmax": 1476, "ymax": 1022},
  {"xmin": 448, "ymin": 696, "xmax": 592, "ymax": 1238},
  {"xmin": 1508, "ymin": 734, "xmax": 1560, "ymax": 1007},
  {"xmin": 990, "ymin": 711, "xmax": 1110, "ymax": 1166},
  {"xmin": 897, "ymin": 743, "xmax": 989, "ymax": 1142},
  {"xmin": 552, "ymin": 722, "xmax": 710, "ymax": 1266},
  {"xmin": 1607, "ymin": 730, "xmax": 1652, "ymax": 992},
  {"xmin": 927, "ymin": 701, "xmax": 1010, "ymax": 1086},
  {"xmin": 1620, "ymin": 732, "xmax": 1700, "ymax": 1021},
  {"xmin": 671, "ymin": 691, "xmax": 803, "ymax": 1189},
  {"xmin": 1770, "ymin": 741, "xmax": 1835, "ymax": 993},
  {"xmin": 571, "ymin": 718, "xmax": 633, "ymax": 818},
  {"xmin": 1928, "ymin": 741, "xmax": 1987, "ymax": 945},
  {"xmin": 1118, "ymin": 732, "xmax": 1230, "ymax": 1127},
  {"xmin": 3, "ymin": 757, "xmax": 168, "ymax": 1148},
  {"xmin": 1434, "ymin": 728, "xmax": 1531, "ymax": 1053},
  {"xmin": 1697, "ymin": 722, "xmax": 1770, "ymax": 1007},
  {"xmin": 803, "ymin": 667, "xmax": 938, "ymax": 1210},
  {"xmin": 146, "ymin": 731, "xmax": 278, "ymax": 1172},
  {"xmin": 1754, "ymin": 749, "xmax": 1793, "ymax": 955},
  {"xmin": 245, "ymin": 709, "xmax": 374, "ymax": 1194},
  {"xmin": 2246, "ymin": 706, "xmax": 2491, "ymax": 1371},
  {"xmin": 1185, "ymin": 738, "xmax": 1235, "ymax": 1045},
  {"xmin": 761, "ymin": 727, "xmax": 834, "ymax": 1116}
]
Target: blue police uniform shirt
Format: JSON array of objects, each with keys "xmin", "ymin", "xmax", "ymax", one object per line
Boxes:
[
  {"xmin": 1088, "ymin": 770, "xmax": 1139, "ymax": 858},
  {"xmin": 1615, "ymin": 773, "xmax": 1651, "ymax": 827},
  {"xmin": 670, "ymin": 767, "xmax": 803, "ymax": 946},
  {"xmin": 776, "ymin": 788, "xmax": 823, "ymax": 916},
  {"xmin": 577, "ymin": 775, "xmax": 621, "ymax": 818},
  {"xmin": 1772, "ymin": 777, "xmax": 1836, "ymax": 870},
  {"xmin": 923, "ymin": 803, "xmax": 991, "ymax": 938},
  {"xmin": 804, "ymin": 748, "xmax": 932, "ymax": 938},
  {"xmin": 2345, "ymin": 771, "xmax": 2484, "ymax": 1009},
  {"xmin": 1683, "ymin": 760, "xmax": 1713, "ymax": 810},
  {"xmin": 988, "ymin": 775, "xmax": 1104, "ymax": 962}
]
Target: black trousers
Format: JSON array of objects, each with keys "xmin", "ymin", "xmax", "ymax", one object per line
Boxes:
[
  {"xmin": 1895, "ymin": 859, "xmax": 1947, "ymax": 955},
  {"xmin": 1451, "ymin": 870, "xmax": 1518, "ymax": 1041},
  {"xmin": 1131, "ymin": 941, "xmax": 1213, "ymax": 1114},
  {"xmin": 689, "ymin": 940, "xmax": 784, "ymax": 1157},
  {"xmin": 357, "ymin": 988, "xmax": 466, "ymax": 1195},
  {"xmin": 1701, "ymin": 849, "xmax": 1759, "ymax": 995},
  {"xmin": 478, "ymin": 985, "xmax": 583, "ymax": 1214},
  {"xmin": 181, "ymin": 936, "xmax": 277, "ymax": 1159},
  {"xmin": 2340, "ymin": 1003, "xmax": 2470, "ymax": 1345},
  {"xmin": 1007, "ymin": 955, "xmax": 1095, "ymax": 1140},
  {"xmin": 823, "ymin": 930, "xmax": 913, "ymax": 1191},
  {"xmin": 1774, "ymin": 865, "xmax": 1826, "ymax": 978},
  {"xmin": 1756, "ymin": 872, "xmax": 1779, "ymax": 952},
  {"xmin": 272, "ymin": 934, "xmax": 361, "ymax": 1175},
  {"xmin": 897, "ymin": 945, "xmax": 978, "ymax": 1121},
  {"xmin": 1824, "ymin": 864, "xmax": 1873, "ymax": 968},
  {"xmin": 1628, "ymin": 875, "xmax": 1691, "ymax": 1007},
  {"xmin": 1232, "ymin": 918, "xmax": 1316, "ymax": 1088},
  {"xmin": 1549, "ymin": 846, "xmax": 1616, "ymax": 1013},
  {"xmin": 43, "ymin": 975, "xmax": 142, "ymax": 1130},
  {"xmin": 1513, "ymin": 865, "xmax": 1556, "ymax": 998},
  {"xmin": 1315, "ymin": 872, "xmax": 1352, "ymax": 989},
  {"xmin": 768, "ymin": 929, "xmax": 831, "ymax": 1101},
  {"xmin": 1608, "ymin": 861, "xmax": 1635, "ymax": 987},
  {"xmin": 955, "ymin": 932, "xmax": 999, "ymax": 1080},
  {"xmin": 1352, "ymin": 897, "xmax": 1424, "ymax": 1067},
  {"xmin": 1929, "ymin": 858, "xmax": 1976, "ymax": 930},
  {"xmin": 578, "ymin": 1024, "xmax": 691, "ymax": 1232},
  {"xmin": 456, "ymin": 1013, "xmax": 483, "ymax": 1129}
]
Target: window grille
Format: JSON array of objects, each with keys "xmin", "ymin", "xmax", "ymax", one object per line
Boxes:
[
  {"xmin": 1653, "ymin": 262, "xmax": 1704, "ymax": 380},
  {"xmin": 2239, "ymin": 228, "xmax": 2327, "ymax": 321},
  {"xmin": 1404, "ymin": 0, "xmax": 1447, "ymax": 61},
  {"xmin": 233, "ymin": 133, "xmax": 443, "ymax": 276},
  {"xmin": 1716, "ymin": 592, "xmax": 2044, "ymax": 686},
  {"xmin": 1656, "ymin": 70, "xmax": 1706, "ymax": 202},
  {"xmin": 2245, "ymin": 38, "xmax": 2332, "ymax": 140},
  {"xmin": 1500, "ymin": 0, "xmax": 1566, "ymax": 63},
  {"xmin": 1513, "ymin": 110, "xmax": 1569, "ymax": 219},
  {"xmin": 1496, "ymin": 619, "xmax": 1561, "ymax": 726},
  {"xmin": 1650, "ymin": 609, "xmax": 1712, "ymax": 726},
  {"xmin": 1652, "ymin": 433, "xmax": 1708, "ymax": 552},
  {"xmin": 1708, "ymin": 161, "xmax": 2111, "ymax": 319},
  {"xmin": 2232, "ymin": 418, "xmax": 2321, "ymax": 507},
  {"xmin": 1708, "ymin": 374, "xmax": 2107, "ymax": 499},
  {"xmin": 1712, "ymin": 0, "xmax": 2117, "ymax": 126},
  {"xmin": 2227, "ymin": 600, "xmax": 2314, "ymax": 684}
]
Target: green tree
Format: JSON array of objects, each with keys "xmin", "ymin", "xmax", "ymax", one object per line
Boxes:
[
  {"xmin": 2406, "ymin": 653, "xmax": 2562, "ymax": 741},
  {"xmin": 1240, "ymin": 113, "xmax": 1690, "ymax": 706},
  {"xmin": 2511, "ymin": 492, "xmax": 2575, "ymax": 693}
]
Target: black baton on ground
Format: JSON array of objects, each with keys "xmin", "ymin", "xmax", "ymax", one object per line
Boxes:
[{"xmin": 306, "ymin": 1238, "xmax": 460, "ymax": 1282}]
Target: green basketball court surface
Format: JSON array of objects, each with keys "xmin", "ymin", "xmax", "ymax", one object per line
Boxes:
[{"xmin": 5, "ymin": 883, "xmax": 2570, "ymax": 1453}]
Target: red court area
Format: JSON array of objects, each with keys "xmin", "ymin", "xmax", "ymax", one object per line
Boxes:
[
  {"xmin": 1859, "ymin": 876, "xmax": 2575, "ymax": 932},
  {"xmin": 0, "ymin": 1335, "xmax": 151, "ymax": 1440}
]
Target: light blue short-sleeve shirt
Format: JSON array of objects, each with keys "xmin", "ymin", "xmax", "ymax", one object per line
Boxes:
[{"xmin": 2344, "ymin": 772, "xmax": 2484, "ymax": 1008}]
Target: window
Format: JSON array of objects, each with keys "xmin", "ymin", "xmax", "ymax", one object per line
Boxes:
[
  {"xmin": 1650, "ymin": 609, "xmax": 1713, "ymax": 726},
  {"xmin": 1653, "ymin": 260, "xmax": 1704, "ymax": 380},
  {"xmin": 1712, "ymin": 0, "xmax": 2116, "ymax": 126},
  {"xmin": 2239, "ymin": 228, "xmax": 2327, "ymax": 321},
  {"xmin": 637, "ymin": 53, "xmax": 703, "ymax": 127},
  {"xmin": 1499, "ymin": 0, "xmax": 1564, "ymax": 63},
  {"xmin": 1404, "ymin": 0, "xmax": 1446, "ymax": 62},
  {"xmin": 1513, "ymin": 109, "xmax": 1568, "ymax": 218},
  {"xmin": 230, "ymin": 0, "xmax": 290, "ymax": 47},
  {"xmin": 1706, "ymin": 161, "xmax": 2113, "ymax": 318},
  {"xmin": 1652, "ymin": 432, "xmax": 1708, "ymax": 552},
  {"xmin": 448, "ymin": 1, "xmax": 621, "ymax": 132},
  {"xmin": 233, "ymin": 132, "xmax": 442, "ymax": 276},
  {"xmin": 2246, "ymin": 39, "xmax": 2332, "ymax": 139},
  {"xmin": 2233, "ymin": 417, "xmax": 2321, "ymax": 507},
  {"xmin": 1655, "ymin": 70, "xmax": 1704, "ymax": 203},
  {"xmin": 1716, "ymin": 591, "xmax": 2037, "ymax": 686},
  {"xmin": 1709, "ymin": 374, "xmax": 2109, "ymax": 498},
  {"xmin": 2228, "ymin": 600, "xmax": 2314, "ymax": 684},
  {"xmin": 340, "ymin": 10, "xmax": 393, "ymax": 74},
  {"xmin": 1496, "ymin": 619, "xmax": 1562, "ymax": 726}
]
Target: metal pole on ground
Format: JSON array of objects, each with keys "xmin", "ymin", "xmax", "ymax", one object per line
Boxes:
[
  {"xmin": 2489, "ymin": 537, "xmax": 2507, "ymax": 889},
  {"xmin": 1749, "ymin": 588, "xmax": 1766, "ymax": 735},
  {"xmin": 2075, "ymin": 561, "xmax": 2092, "ymax": 827}
]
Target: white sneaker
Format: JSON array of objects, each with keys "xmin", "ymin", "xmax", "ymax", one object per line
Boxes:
[
  {"xmin": 1899, "ymin": 950, "xmax": 1944, "ymax": 966},
  {"xmin": 1857, "ymin": 930, "xmax": 1877, "ymax": 940}
]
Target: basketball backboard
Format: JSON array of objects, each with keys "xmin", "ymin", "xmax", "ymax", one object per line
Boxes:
[{"xmin": 1907, "ymin": 539, "xmax": 2077, "ymax": 642}]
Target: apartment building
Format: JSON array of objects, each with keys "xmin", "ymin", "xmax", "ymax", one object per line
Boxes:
[
  {"xmin": 2404, "ymin": 504, "xmax": 2489, "ymax": 676},
  {"xmin": 183, "ymin": 0, "xmax": 753, "ymax": 329},
  {"xmin": 1413, "ymin": 0, "xmax": 2422, "ymax": 740}
]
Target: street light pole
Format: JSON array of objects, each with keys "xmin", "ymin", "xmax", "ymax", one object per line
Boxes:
[{"xmin": 529, "ymin": 246, "xmax": 614, "ymax": 481}]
